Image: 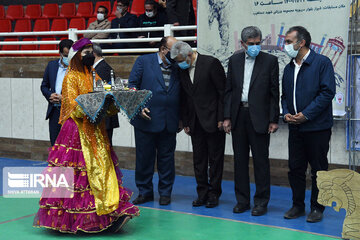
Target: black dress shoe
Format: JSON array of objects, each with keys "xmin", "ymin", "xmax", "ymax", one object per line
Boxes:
[
  {"xmin": 109, "ymin": 215, "xmax": 131, "ymax": 232},
  {"xmin": 132, "ymin": 195, "xmax": 154, "ymax": 205},
  {"xmin": 205, "ymin": 196, "xmax": 219, "ymax": 208},
  {"xmin": 192, "ymin": 198, "xmax": 206, "ymax": 207},
  {"xmin": 159, "ymin": 196, "xmax": 171, "ymax": 205},
  {"xmin": 284, "ymin": 206, "xmax": 305, "ymax": 219},
  {"xmin": 233, "ymin": 204, "xmax": 250, "ymax": 213},
  {"xmin": 251, "ymin": 206, "xmax": 267, "ymax": 216},
  {"xmin": 306, "ymin": 209, "xmax": 323, "ymax": 223}
]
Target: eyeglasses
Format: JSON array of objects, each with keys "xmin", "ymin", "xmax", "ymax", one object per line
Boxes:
[{"xmin": 97, "ymin": 11, "xmax": 106, "ymax": 14}]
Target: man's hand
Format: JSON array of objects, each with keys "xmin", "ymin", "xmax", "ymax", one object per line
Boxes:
[
  {"xmin": 268, "ymin": 123, "xmax": 279, "ymax": 134},
  {"xmin": 49, "ymin": 93, "xmax": 61, "ymax": 104},
  {"xmin": 223, "ymin": 119, "xmax": 231, "ymax": 134},
  {"xmin": 292, "ymin": 112, "xmax": 307, "ymax": 124},
  {"xmin": 184, "ymin": 127, "xmax": 190, "ymax": 135},
  {"xmin": 173, "ymin": 22, "xmax": 180, "ymax": 26},
  {"xmin": 141, "ymin": 108, "xmax": 151, "ymax": 120},
  {"xmin": 218, "ymin": 121, "xmax": 224, "ymax": 131}
]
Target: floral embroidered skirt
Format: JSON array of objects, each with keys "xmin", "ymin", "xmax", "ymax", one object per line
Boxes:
[{"xmin": 33, "ymin": 118, "xmax": 139, "ymax": 233}]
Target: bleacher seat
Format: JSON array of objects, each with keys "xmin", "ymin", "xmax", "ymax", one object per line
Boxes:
[
  {"xmin": 39, "ymin": 37, "xmax": 58, "ymax": 56},
  {"xmin": 76, "ymin": 2, "xmax": 93, "ymax": 18},
  {"xmin": 51, "ymin": 18, "xmax": 68, "ymax": 31},
  {"xmin": 33, "ymin": 19, "xmax": 50, "ymax": 32},
  {"xmin": 93, "ymin": 1, "xmax": 112, "ymax": 16},
  {"xmin": 193, "ymin": 0, "xmax": 197, "ymax": 20},
  {"xmin": 6, "ymin": 5, "xmax": 24, "ymax": 20},
  {"xmin": 1, "ymin": 38, "xmax": 19, "ymax": 51},
  {"xmin": 69, "ymin": 18, "xmax": 86, "ymax": 30},
  {"xmin": 24, "ymin": 4, "xmax": 42, "ymax": 19},
  {"xmin": 0, "ymin": 5, "xmax": 5, "ymax": 19},
  {"xmin": 130, "ymin": 0, "xmax": 145, "ymax": 16},
  {"xmin": 14, "ymin": 19, "xmax": 31, "ymax": 33},
  {"xmin": 0, "ymin": 19, "xmax": 12, "ymax": 32},
  {"xmin": 60, "ymin": 3, "xmax": 76, "ymax": 18},
  {"xmin": 87, "ymin": 17, "xmax": 97, "ymax": 28},
  {"xmin": 42, "ymin": 3, "xmax": 59, "ymax": 19},
  {"xmin": 110, "ymin": 1, "xmax": 117, "ymax": 17},
  {"xmin": 21, "ymin": 37, "xmax": 38, "ymax": 51}
]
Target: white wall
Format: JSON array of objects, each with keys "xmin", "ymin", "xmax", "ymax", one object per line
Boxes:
[{"xmin": 0, "ymin": 77, "xmax": 349, "ymax": 165}]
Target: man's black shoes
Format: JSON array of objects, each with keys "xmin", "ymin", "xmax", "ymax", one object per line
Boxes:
[
  {"xmin": 132, "ymin": 195, "xmax": 154, "ymax": 205},
  {"xmin": 159, "ymin": 196, "xmax": 171, "ymax": 205},
  {"xmin": 284, "ymin": 206, "xmax": 306, "ymax": 219}
]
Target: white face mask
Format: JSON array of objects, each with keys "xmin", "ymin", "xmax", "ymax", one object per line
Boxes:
[
  {"xmin": 117, "ymin": 7, "xmax": 124, "ymax": 13},
  {"xmin": 284, "ymin": 43, "xmax": 300, "ymax": 58},
  {"xmin": 146, "ymin": 11, "xmax": 155, "ymax": 18},
  {"xmin": 97, "ymin": 13, "xmax": 105, "ymax": 21}
]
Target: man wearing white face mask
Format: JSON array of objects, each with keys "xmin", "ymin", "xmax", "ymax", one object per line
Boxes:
[
  {"xmin": 40, "ymin": 39, "xmax": 73, "ymax": 146},
  {"xmin": 281, "ymin": 26, "xmax": 335, "ymax": 223},
  {"xmin": 138, "ymin": 0, "xmax": 168, "ymax": 48},
  {"xmin": 84, "ymin": 6, "xmax": 111, "ymax": 39},
  {"xmin": 223, "ymin": 26, "xmax": 279, "ymax": 216}
]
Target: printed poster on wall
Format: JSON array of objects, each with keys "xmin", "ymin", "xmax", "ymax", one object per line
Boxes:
[{"xmin": 198, "ymin": 0, "xmax": 350, "ymax": 116}]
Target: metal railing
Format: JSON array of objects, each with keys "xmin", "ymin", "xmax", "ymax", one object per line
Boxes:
[{"xmin": 0, "ymin": 24, "xmax": 197, "ymax": 55}]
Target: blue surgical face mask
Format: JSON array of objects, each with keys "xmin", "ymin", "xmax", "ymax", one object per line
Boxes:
[
  {"xmin": 178, "ymin": 57, "xmax": 190, "ymax": 69},
  {"xmin": 62, "ymin": 56, "xmax": 69, "ymax": 66},
  {"xmin": 284, "ymin": 43, "xmax": 300, "ymax": 58},
  {"xmin": 246, "ymin": 45, "xmax": 261, "ymax": 58}
]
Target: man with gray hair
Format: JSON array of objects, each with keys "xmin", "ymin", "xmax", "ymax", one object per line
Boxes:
[
  {"xmin": 92, "ymin": 43, "xmax": 119, "ymax": 146},
  {"xmin": 223, "ymin": 26, "xmax": 279, "ymax": 216},
  {"xmin": 171, "ymin": 41, "xmax": 226, "ymax": 208}
]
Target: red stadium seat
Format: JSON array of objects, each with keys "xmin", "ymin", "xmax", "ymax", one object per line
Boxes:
[
  {"xmin": 69, "ymin": 18, "xmax": 86, "ymax": 30},
  {"xmin": 76, "ymin": 2, "xmax": 93, "ymax": 18},
  {"xmin": 60, "ymin": 3, "xmax": 76, "ymax": 18},
  {"xmin": 108, "ymin": 16, "xmax": 115, "ymax": 22},
  {"xmin": 110, "ymin": 1, "xmax": 117, "ymax": 17},
  {"xmin": 192, "ymin": 0, "xmax": 197, "ymax": 21},
  {"xmin": 33, "ymin": 19, "xmax": 50, "ymax": 32},
  {"xmin": 21, "ymin": 37, "xmax": 38, "ymax": 51},
  {"xmin": 130, "ymin": 0, "xmax": 145, "ymax": 16},
  {"xmin": 2, "ymin": 38, "xmax": 19, "ymax": 51},
  {"xmin": 43, "ymin": 3, "xmax": 59, "ymax": 19},
  {"xmin": 0, "ymin": 5, "xmax": 5, "ymax": 19},
  {"xmin": 87, "ymin": 17, "xmax": 97, "ymax": 28},
  {"xmin": 14, "ymin": 19, "xmax": 31, "ymax": 32},
  {"xmin": 51, "ymin": 18, "xmax": 68, "ymax": 31},
  {"xmin": 0, "ymin": 19, "xmax": 12, "ymax": 32},
  {"xmin": 24, "ymin": 4, "xmax": 42, "ymax": 19},
  {"xmin": 93, "ymin": 1, "xmax": 112, "ymax": 16},
  {"xmin": 39, "ymin": 37, "xmax": 58, "ymax": 56},
  {"xmin": 6, "ymin": 5, "xmax": 24, "ymax": 20}
]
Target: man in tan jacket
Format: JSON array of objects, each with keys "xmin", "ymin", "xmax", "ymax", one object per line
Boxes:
[{"xmin": 84, "ymin": 5, "xmax": 111, "ymax": 39}]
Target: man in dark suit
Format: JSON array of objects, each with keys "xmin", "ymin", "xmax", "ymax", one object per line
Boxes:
[
  {"xmin": 281, "ymin": 26, "xmax": 335, "ymax": 223},
  {"xmin": 223, "ymin": 26, "xmax": 279, "ymax": 216},
  {"xmin": 92, "ymin": 43, "xmax": 120, "ymax": 146},
  {"xmin": 40, "ymin": 39, "xmax": 73, "ymax": 146},
  {"xmin": 108, "ymin": 0, "xmax": 138, "ymax": 49},
  {"xmin": 171, "ymin": 41, "xmax": 226, "ymax": 208},
  {"xmin": 166, "ymin": 0, "xmax": 195, "ymax": 36},
  {"xmin": 128, "ymin": 36, "xmax": 179, "ymax": 206}
]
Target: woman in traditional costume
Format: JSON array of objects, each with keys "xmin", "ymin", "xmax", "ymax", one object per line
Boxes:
[{"xmin": 33, "ymin": 38, "xmax": 139, "ymax": 233}]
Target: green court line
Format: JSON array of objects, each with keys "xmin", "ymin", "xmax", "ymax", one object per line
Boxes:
[{"xmin": 0, "ymin": 197, "xmax": 338, "ymax": 240}]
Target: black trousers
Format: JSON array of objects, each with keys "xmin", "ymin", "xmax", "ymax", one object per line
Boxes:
[
  {"xmin": 49, "ymin": 107, "xmax": 61, "ymax": 146},
  {"xmin": 190, "ymin": 117, "xmax": 225, "ymax": 200},
  {"xmin": 288, "ymin": 128, "xmax": 331, "ymax": 211},
  {"xmin": 232, "ymin": 107, "xmax": 270, "ymax": 207},
  {"xmin": 134, "ymin": 128, "xmax": 176, "ymax": 197},
  {"xmin": 107, "ymin": 128, "xmax": 114, "ymax": 147}
]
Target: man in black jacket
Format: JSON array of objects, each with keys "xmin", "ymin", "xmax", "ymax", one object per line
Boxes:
[
  {"xmin": 223, "ymin": 26, "xmax": 280, "ymax": 216},
  {"xmin": 171, "ymin": 41, "xmax": 226, "ymax": 208},
  {"xmin": 93, "ymin": 43, "xmax": 120, "ymax": 146},
  {"xmin": 166, "ymin": 0, "xmax": 195, "ymax": 36},
  {"xmin": 108, "ymin": 0, "xmax": 138, "ymax": 49}
]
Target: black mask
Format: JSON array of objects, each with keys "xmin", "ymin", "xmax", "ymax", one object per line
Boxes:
[
  {"xmin": 165, "ymin": 51, "xmax": 176, "ymax": 64},
  {"xmin": 82, "ymin": 53, "xmax": 95, "ymax": 66}
]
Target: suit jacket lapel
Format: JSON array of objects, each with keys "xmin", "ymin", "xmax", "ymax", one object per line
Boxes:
[
  {"xmin": 152, "ymin": 53, "xmax": 166, "ymax": 90},
  {"xmin": 249, "ymin": 52, "xmax": 263, "ymax": 89},
  {"xmin": 192, "ymin": 53, "xmax": 202, "ymax": 92},
  {"xmin": 235, "ymin": 52, "xmax": 245, "ymax": 92}
]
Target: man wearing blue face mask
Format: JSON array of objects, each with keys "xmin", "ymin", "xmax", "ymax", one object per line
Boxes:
[
  {"xmin": 223, "ymin": 26, "xmax": 279, "ymax": 216},
  {"xmin": 40, "ymin": 39, "xmax": 73, "ymax": 146},
  {"xmin": 281, "ymin": 26, "xmax": 335, "ymax": 223}
]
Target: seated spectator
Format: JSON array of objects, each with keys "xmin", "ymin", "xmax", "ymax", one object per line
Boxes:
[
  {"xmin": 84, "ymin": 6, "xmax": 111, "ymax": 39},
  {"xmin": 166, "ymin": 0, "xmax": 195, "ymax": 36},
  {"xmin": 107, "ymin": 0, "xmax": 138, "ymax": 49},
  {"xmin": 138, "ymin": 0, "xmax": 168, "ymax": 47}
]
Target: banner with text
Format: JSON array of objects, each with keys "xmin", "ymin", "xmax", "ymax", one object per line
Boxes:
[{"xmin": 198, "ymin": 0, "xmax": 350, "ymax": 116}]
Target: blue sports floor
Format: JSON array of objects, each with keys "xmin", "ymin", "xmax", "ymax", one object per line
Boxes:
[{"xmin": 0, "ymin": 157, "xmax": 344, "ymax": 239}]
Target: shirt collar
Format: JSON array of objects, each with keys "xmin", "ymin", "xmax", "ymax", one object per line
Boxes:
[
  {"xmin": 58, "ymin": 58, "xmax": 67, "ymax": 69},
  {"xmin": 245, "ymin": 52, "xmax": 256, "ymax": 60},
  {"xmin": 157, "ymin": 52, "xmax": 171, "ymax": 69},
  {"xmin": 190, "ymin": 52, "xmax": 198, "ymax": 68},
  {"xmin": 293, "ymin": 48, "xmax": 310, "ymax": 66},
  {"xmin": 93, "ymin": 58, "xmax": 104, "ymax": 69}
]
